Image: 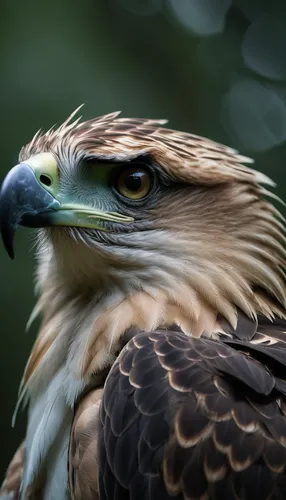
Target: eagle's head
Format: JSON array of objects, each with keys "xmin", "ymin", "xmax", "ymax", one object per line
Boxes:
[{"xmin": 1, "ymin": 107, "xmax": 285, "ymax": 378}]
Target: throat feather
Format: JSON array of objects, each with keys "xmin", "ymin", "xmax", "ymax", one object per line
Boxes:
[{"xmin": 23, "ymin": 286, "xmax": 219, "ymax": 392}]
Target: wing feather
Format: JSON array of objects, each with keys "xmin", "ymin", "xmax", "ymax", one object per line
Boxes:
[{"xmin": 96, "ymin": 328, "xmax": 286, "ymax": 500}]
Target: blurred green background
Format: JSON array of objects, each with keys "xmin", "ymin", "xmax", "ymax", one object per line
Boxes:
[{"xmin": 1, "ymin": 0, "xmax": 286, "ymax": 480}]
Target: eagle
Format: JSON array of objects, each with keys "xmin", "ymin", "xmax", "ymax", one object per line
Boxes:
[{"xmin": 0, "ymin": 107, "xmax": 286, "ymax": 500}]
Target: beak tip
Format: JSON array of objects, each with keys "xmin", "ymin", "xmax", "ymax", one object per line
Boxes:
[
  {"xmin": 1, "ymin": 240, "xmax": 15, "ymax": 260},
  {"xmin": 2, "ymin": 231, "xmax": 15, "ymax": 260},
  {"xmin": 0, "ymin": 224, "xmax": 15, "ymax": 260},
  {"xmin": 7, "ymin": 247, "xmax": 15, "ymax": 260}
]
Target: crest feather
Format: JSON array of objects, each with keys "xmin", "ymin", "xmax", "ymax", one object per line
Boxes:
[{"xmin": 19, "ymin": 106, "xmax": 274, "ymax": 189}]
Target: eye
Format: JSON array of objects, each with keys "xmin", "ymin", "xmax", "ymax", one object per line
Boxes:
[{"xmin": 114, "ymin": 167, "xmax": 152, "ymax": 200}]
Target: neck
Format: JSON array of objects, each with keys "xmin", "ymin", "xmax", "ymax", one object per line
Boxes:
[
  {"xmin": 23, "ymin": 255, "xmax": 222, "ymax": 397},
  {"xmin": 23, "ymin": 209, "xmax": 286, "ymax": 396}
]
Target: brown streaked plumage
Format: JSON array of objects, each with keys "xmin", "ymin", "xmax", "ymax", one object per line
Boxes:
[
  {"xmin": 0, "ymin": 108, "xmax": 286, "ymax": 499},
  {"xmin": 20, "ymin": 106, "xmax": 271, "ymax": 187},
  {"xmin": 69, "ymin": 388, "xmax": 103, "ymax": 500},
  {"xmin": 0, "ymin": 443, "xmax": 24, "ymax": 499}
]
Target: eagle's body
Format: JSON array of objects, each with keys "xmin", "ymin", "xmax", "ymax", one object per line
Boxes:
[{"xmin": 1, "ymin": 109, "xmax": 286, "ymax": 499}]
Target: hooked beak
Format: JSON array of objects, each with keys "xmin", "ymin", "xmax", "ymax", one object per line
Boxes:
[{"xmin": 0, "ymin": 152, "xmax": 133, "ymax": 259}]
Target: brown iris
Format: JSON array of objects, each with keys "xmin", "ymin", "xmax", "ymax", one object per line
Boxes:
[{"xmin": 115, "ymin": 167, "xmax": 151, "ymax": 200}]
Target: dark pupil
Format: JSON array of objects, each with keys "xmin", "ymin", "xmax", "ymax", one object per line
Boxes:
[{"xmin": 125, "ymin": 172, "xmax": 143, "ymax": 192}]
